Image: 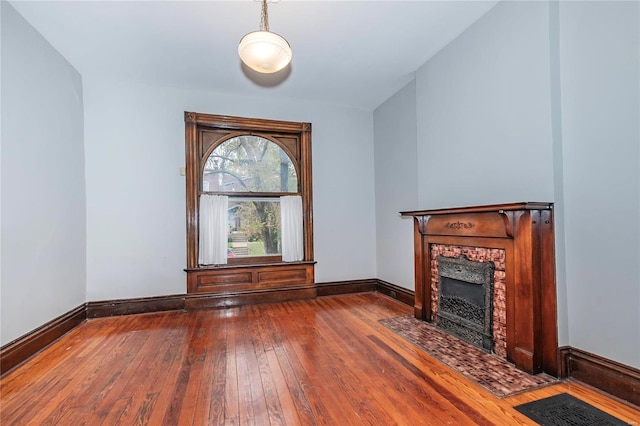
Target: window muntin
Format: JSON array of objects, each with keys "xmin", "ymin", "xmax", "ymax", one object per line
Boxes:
[{"xmin": 203, "ymin": 136, "xmax": 297, "ymax": 193}]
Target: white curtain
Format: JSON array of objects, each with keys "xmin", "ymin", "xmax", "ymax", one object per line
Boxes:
[
  {"xmin": 199, "ymin": 194, "xmax": 228, "ymax": 265},
  {"xmin": 281, "ymin": 195, "xmax": 304, "ymax": 262}
]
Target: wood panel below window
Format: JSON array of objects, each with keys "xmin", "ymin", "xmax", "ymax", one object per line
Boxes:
[{"xmin": 186, "ymin": 261, "xmax": 315, "ymax": 295}]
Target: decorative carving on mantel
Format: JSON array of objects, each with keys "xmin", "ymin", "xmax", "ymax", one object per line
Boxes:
[
  {"xmin": 498, "ymin": 210, "xmax": 515, "ymax": 238},
  {"xmin": 416, "ymin": 215, "xmax": 430, "ymax": 235},
  {"xmin": 444, "ymin": 221, "xmax": 475, "ymax": 230}
]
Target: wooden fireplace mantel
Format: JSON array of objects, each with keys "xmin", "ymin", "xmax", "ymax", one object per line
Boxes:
[{"xmin": 401, "ymin": 202, "xmax": 558, "ymax": 376}]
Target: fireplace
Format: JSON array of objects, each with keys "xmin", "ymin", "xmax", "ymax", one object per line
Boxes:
[
  {"xmin": 401, "ymin": 203, "xmax": 559, "ymax": 376},
  {"xmin": 437, "ymin": 254, "xmax": 494, "ymax": 352}
]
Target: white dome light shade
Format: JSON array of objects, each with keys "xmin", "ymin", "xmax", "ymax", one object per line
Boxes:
[{"xmin": 238, "ymin": 31, "xmax": 292, "ymax": 73}]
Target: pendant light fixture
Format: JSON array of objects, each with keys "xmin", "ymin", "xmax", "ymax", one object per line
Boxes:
[{"xmin": 238, "ymin": 0, "xmax": 292, "ymax": 73}]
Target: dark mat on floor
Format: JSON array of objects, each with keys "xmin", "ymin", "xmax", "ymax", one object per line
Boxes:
[
  {"xmin": 514, "ymin": 393, "xmax": 630, "ymax": 425},
  {"xmin": 379, "ymin": 315, "xmax": 556, "ymax": 397}
]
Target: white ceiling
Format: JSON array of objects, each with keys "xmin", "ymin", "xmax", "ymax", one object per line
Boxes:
[{"xmin": 9, "ymin": 0, "xmax": 498, "ymax": 111}]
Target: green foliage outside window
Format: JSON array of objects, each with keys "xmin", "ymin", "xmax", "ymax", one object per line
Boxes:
[{"xmin": 204, "ymin": 135, "xmax": 297, "ymax": 256}]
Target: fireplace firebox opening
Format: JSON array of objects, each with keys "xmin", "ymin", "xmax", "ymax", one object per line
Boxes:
[{"xmin": 437, "ymin": 254, "xmax": 495, "ymax": 352}]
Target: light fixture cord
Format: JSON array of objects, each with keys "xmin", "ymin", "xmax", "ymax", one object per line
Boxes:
[{"xmin": 260, "ymin": 0, "xmax": 270, "ymax": 32}]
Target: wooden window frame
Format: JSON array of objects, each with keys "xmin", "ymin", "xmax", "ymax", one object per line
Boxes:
[{"xmin": 184, "ymin": 112, "xmax": 314, "ymax": 294}]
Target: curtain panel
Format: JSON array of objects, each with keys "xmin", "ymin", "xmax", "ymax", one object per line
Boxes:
[
  {"xmin": 199, "ymin": 194, "xmax": 228, "ymax": 265},
  {"xmin": 281, "ymin": 195, "xmax": 303, "ymax": 262}
]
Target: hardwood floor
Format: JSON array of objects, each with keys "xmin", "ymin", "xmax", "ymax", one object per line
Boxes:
[{"xmin": 1, "ymin": 293, "xmax": 638, "ymax": 425}]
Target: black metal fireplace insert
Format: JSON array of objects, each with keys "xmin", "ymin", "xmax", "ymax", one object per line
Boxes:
[{"xmin": 436, "ymin": 254, "xmax": 495, "ymax": 352}]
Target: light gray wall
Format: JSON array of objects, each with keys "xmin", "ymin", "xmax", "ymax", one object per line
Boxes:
[
  {"xmin": 83, "ymin": 78, "xmax": 376, "ymax": 301},
  {"xmin": 1, "ymin": 2, "xmax": 86, "ymax": 345},
  {"xmin": 415, "ymin": 0, "xmax": 555, "ymax": 208},
  {"xmin": 373, "ymin": 80, "xmax": 418, "ymax": 290},
  {"xmin": 558, "ymin": 1, "xmax": 639, "ymax": 368}
]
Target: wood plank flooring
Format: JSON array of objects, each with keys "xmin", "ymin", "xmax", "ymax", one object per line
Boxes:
[{"xmin": 1, "ymin": 293, "xmax": 638, "ymax": 425}]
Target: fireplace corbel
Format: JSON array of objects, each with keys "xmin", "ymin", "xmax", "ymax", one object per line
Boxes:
[{"xmin": 401, "ymin": 203, "xmax": 558, "ymax": 376}]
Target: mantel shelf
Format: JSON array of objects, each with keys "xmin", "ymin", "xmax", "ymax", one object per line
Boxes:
[
  {"xmin": 400, "ymin": 202, "xmax": 553, "ymax": 217},
  {"xmin": 184, "ymin": 260, "xmax": 317, "ymax": 272}
]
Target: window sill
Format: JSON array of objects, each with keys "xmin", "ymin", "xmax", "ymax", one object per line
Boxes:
[{"xmin": 184, "ymin": 260, "xmax": 316, "ymax": 272}]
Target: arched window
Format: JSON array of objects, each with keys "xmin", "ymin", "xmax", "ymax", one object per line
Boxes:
[
  {"xmin": 184, "ymin": 113, "xmax": 314, "ymax": 296},
  {"xmin": 203, "ymin": 135, "xmax": 298, "ymax": 193},
  {"xmin": 202, "ymin": 136, "xmax": 298, "ymax": 260}
]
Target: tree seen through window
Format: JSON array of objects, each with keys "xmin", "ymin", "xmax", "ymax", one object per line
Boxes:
[{"xmin": 203, "ymin": 135, "xmax": 298, "ymax": 257}]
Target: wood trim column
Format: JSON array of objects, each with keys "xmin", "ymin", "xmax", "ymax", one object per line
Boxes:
[
  {"xmin": 540, "ymin": 209, "xmax": 559, "ymax": 376},
  {"xmin": 184, "ymin": 112, "xmax": 199, "ymax": 269},
  {"xmin": 412, "ymin": 216, "xmax": 428, "ymax": 320},
  {"xmin": 511, "ymin": 210, "xmax": 541, "ymax": 373},
  {"xmin": 301, "ymin": 122, "xmax": 314, "ymax": 262},
  {"xmin": 504, "ymin": 238, "xmax": 517, "ymax": 366}
]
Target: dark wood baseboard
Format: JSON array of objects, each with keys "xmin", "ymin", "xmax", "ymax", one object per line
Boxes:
[
  {"xmin": 88, "ymin": 286, "xmax": 320, "ymax": 317},
  {"xmin": 88, "ymin": 280, "xmax": 412, "ymax": 315},
  {"xmin": 87, "ymin": 294, "xmax": 187, "ymax": 318},
  {"xmin": 316, "ymin": 279, "xmax": 377, "ymax": 297},
  {"xmin": 184, "ymin": 285, "xmax": 317, "ymax": 310},
  {"xmin": 559, "ymin": 346, "xmax": 640, "ymax": 407},
  {"xmin": 0, "ymin": 304, "xmax": 86, "ymax": 376},
  {"xmin": 316, "ymin": 278, "xmax": 414, "ymax": 307},
  {"xmin": 375, "ymin": 279, "xmax": 415, "ymax": 306}
]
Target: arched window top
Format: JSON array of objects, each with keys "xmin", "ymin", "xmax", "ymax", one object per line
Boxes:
[{"xmin": 203, "ymin": 135, "xmax": 298, "ymax": 193}]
